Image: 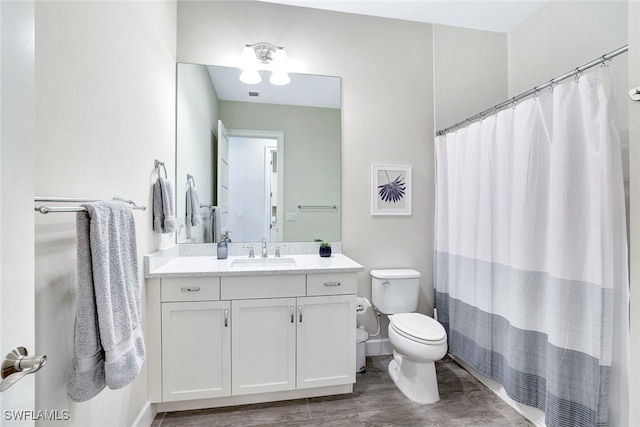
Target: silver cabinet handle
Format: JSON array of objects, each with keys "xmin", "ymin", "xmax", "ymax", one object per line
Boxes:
[
  {"xmin": 298, "ymin": 305, "xmax": 303, "ymax": 323},
  {"xmin": 224, "ymin": 309, "xmax": 229, "ymax": 327},
  {"xmin": 1, "ymin": 347, "xmax": 47, "ymax": 392},
  {"xmin": 324, "ymin": 281, "xmax": 341, "ymax": 287},
  {"xmin": 290, "ymin": 305, "xmax": 294, "ymax": 323},
  {"xmin": 181, "ymin": 287, "xmax": 201, "ymax": 292}
]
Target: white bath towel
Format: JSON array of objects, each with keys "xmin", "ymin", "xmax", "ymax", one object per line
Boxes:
[
  {"xmin": 186, "ymin": 186, "xmax": 202, "ymax": 226},
  {"xmin": 153, "ymin": 177, "xmax": 177, "ymax": 233},
  {"xmin": 68, "ymin": 201, "xmax": 145, "ymax": 402}
]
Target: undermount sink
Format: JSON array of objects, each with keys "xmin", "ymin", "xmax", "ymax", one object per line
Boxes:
[{"xmin": 229, "ymin": 257, "xmax": 297, "ymax": 268}]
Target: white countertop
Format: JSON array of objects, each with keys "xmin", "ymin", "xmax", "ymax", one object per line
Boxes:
[{"xmin": 145, "ymin": 253, "xmax": 364, "ymax": 278}]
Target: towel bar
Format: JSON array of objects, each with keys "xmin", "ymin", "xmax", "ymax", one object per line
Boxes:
[
  {"xmin": 34, "ymin": 197, "xmax": 146, "ymax": 214},
  {"xmin": 297, "ymin": 204, "xmax": 337, "ymax": 210}
]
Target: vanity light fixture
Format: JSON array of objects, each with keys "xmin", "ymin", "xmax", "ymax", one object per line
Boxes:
[{"xmin": 240, "ymin": 42, "xmax": 290, "ymax": 86}]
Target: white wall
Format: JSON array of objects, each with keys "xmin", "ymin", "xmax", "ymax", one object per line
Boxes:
[
  {"xmin": 177, "ymin": 1, "xmax": 436, "ymax": 338},
  {"xmin": 34, "ymin": 2, "xmax": 176, "ymax": 426},
  {"xmin": 508, "ymin": 1, "xmax": 628, "ymax": 97},
  {"xmin": 433, "ymin": 24, "xmax": 508, "ymax": 132}
]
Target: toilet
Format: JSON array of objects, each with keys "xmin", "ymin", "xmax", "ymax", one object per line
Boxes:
[{"xmin": 371, "ymin": 269, "xmax": 447, "ymax": 404}]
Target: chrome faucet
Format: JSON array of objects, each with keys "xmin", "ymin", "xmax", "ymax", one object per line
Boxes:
[
  {"xmin": 243, "ymin": 246, "xmax": 255, "ymax": 258},
  {"xmin": 261, "ymin": 238, "xmax": 268, "ymax": 258}
]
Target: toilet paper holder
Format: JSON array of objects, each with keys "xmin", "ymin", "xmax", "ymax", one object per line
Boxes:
[{"xmin": 356, "ymin": 297, "xmax": 371, "ymax": 314}]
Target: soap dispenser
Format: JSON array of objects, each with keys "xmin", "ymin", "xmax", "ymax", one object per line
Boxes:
[{"xmin": 217, "ymin": 239, "xmax": 228, "ymax": 259}]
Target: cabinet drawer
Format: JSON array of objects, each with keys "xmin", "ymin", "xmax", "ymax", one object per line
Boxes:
[
  {"xmin": 161, "ymin": 277, "xmax": 220, "ymax": 302},
  {"xmin": 307, "ymin": 273, "xmax": 357, "ymax": 296},
  {"xmin": 221, "ymin": 275, "xmax": 305, "ymax": 300}
]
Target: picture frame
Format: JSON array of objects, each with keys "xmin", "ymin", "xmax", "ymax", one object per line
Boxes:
[{"xmin": 371, "ymin": 163, "xmax": 412, "ymax": 215}]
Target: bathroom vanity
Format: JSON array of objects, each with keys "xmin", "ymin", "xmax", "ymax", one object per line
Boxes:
[{"xmin": 144, "ymin": 245, "xmax": 363, "ymax": 411}]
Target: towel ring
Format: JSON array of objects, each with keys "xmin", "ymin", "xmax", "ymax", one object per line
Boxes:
[{"xmin": 154, "ymin": 159, "xmax": 167, "ymax": 179}]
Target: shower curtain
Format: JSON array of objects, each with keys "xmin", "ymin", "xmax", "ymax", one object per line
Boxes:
[{"xmin": 434, "ymin": 69, "xmax": 629, "ymax": 427}]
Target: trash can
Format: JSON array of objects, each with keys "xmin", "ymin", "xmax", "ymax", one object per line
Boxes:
[{"xmin": 356, "ymin": 327, "xmax": 369, "ymax": 373}]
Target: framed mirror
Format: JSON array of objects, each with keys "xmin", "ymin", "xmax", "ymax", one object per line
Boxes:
[{"xmin": 176, "ymin": 63, "xmax": 341, "ymax": 244}]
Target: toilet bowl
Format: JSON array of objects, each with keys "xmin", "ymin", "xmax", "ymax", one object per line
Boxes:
[
  {"xmin": 370, "ymin": 269, "xmax": 448, "ymax": 405},
  {"xmin": 387, "ymin": 313, "xmax": 447, "ymax": 404}
]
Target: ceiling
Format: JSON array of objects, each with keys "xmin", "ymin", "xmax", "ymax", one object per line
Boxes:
[
  {"xmin": 259, "ymin": 0, "xmax": 549, "ymax": 33},
  {"xmin": 207, "ymin": 65, "xmax": 341, "ymax": 108}
]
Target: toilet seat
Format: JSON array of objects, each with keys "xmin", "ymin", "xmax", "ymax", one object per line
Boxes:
[{"xmin": 390, "ymin": 313, "xmax": 447, "ymax": 345}]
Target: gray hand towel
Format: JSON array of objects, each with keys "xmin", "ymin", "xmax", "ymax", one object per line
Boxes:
[
  {"xmin": 68, "ymin": 201, "xmax": 146, "ymax": 402},
  {"xmin": 153, "ymin": 177, "xmax": 177, "ymax": 233},
  {"xmin": 209, "ymin": 206, "xmax": 221, "ymax": 243},
  {"xmin": 186, "ymin": 186, "xmax": 202, "ymax": 226}
]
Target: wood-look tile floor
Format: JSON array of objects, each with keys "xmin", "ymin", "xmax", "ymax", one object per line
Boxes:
[{"xmin": 152, "ymin": 355, "xmax": 535, "ymax": 426}]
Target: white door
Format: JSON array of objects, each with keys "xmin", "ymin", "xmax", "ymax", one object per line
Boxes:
[
  {"xmin": 217, "ymin": 120, "xmax": 230, "ymax": 241},
  {"xmin": 161, "ymin": 301, "xmax": 231, "ymax": 401},
  {"xmin": 296, "ymin": 295, "xmax": 356, "ymax": 389},
  {"xmin": 265, "ymin": 146, "xmax": 278, "ymax": 241},
  {"xmin": 0, "ymin": 1, "xmax": 37, "ymax": 424},
  {"xmin": 231, "ymin": 298, "xmax": 296, "ymax": 395}
]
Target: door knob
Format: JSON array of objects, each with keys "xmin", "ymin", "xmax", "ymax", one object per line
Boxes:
[
  {"xmin": 629, "ymin": 86, "xmax": 640, "ymax": 101},
  {"xmin": 1, "ymin": 347, "xmax": 47, "ymax": 392}
]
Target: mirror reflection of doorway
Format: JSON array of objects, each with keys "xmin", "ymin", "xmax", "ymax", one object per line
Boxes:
[{"xmin": 228, "ymin": 130, "xmax": 284, "ymax": 242}]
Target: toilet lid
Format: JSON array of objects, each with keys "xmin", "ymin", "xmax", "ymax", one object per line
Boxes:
[{"xmin": 390, "ymin": 313, "xmax": 447, "ymax": 343}]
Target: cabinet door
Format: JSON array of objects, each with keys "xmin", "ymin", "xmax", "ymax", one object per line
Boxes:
[
  {"xmin": 232, "ymin": 298, "xmax": 297, "ymax": 395},
  {"xmin": 162, "ymin": 301, "xmax": 231, "ymax": 401},
  {"xmin": 296, "ymin": 295, "xmax": 356, "ymax": 389}
]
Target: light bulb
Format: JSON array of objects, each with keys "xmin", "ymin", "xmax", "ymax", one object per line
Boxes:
[
  {"xmin": 269, "ymin": 49, "xmax": 290, "ymax": 85},
  {"xmin": 269, "ymin": 70, "xmax": 290, "ymax": 86},
  {"xmin": 240, "ymin": 69, "xmax": 261, "ymax": 85}
]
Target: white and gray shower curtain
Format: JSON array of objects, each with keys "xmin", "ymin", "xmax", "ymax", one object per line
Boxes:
[{"xmin": 434, "ymin": 69, "xmax": 629, "ymax": 427}]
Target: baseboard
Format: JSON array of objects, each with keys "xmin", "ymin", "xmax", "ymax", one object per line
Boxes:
[
  {"xmin": 366, "ymin": 338, "xmax": 392, "ymax": 356},
  {"xmin": 131, "ymin": 401, "xmax": 156, "ymax": 427}
]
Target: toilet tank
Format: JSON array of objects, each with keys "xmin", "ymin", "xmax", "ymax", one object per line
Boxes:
[{"xmin": 371, "ymin": 269, "xmax": 421, "ymax": 314}]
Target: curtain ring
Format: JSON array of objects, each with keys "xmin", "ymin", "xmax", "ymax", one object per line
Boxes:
[{"xmin": 574, "ymin": 68, "xmax": 583, "ymax": 82}]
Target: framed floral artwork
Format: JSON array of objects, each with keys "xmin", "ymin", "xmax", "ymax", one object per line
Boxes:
[{"xmin": 371, "ymin": 164, "xmax": 412, "ymax": 215}]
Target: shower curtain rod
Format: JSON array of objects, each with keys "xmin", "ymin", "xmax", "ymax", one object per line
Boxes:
[{"xmin": 436, "ymin": 44, "xmax": 629, "ymax": 137}]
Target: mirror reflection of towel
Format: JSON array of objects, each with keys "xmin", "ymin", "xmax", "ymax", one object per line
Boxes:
[
  {"xmin": 208, "ymin": 206, "xmax": 221, "ymax": 243},
  {"xmin": 186, "ymin": 186, "xmax": 202, "ymax": 226}
]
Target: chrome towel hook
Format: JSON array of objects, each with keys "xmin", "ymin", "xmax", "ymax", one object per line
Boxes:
[{"xmin": 154, "ymin": 159, "xmax": 168, "ymax": 178}]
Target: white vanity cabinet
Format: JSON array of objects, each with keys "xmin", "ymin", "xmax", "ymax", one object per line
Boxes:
[
  {"xmin": 147, "ymin": 266, "xmax": 360, "ymax": 411},
  {"xmin": 296, "ymin": 294, "xmax": 356, "ymax": 389},
  {"xmin": 225, "ymin": 273, "xmax": 357, "ymax": 396},
  {"xmin": 161, "ymin": 300, "xmax": 231, "ymax": 401},
  {"xmin": 231, "ymin": 297, "xmax": 297, "ymax": 395},
  {"xmin": 158, "ymin": 277, "xmax": 230, "ymax": 402}
]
